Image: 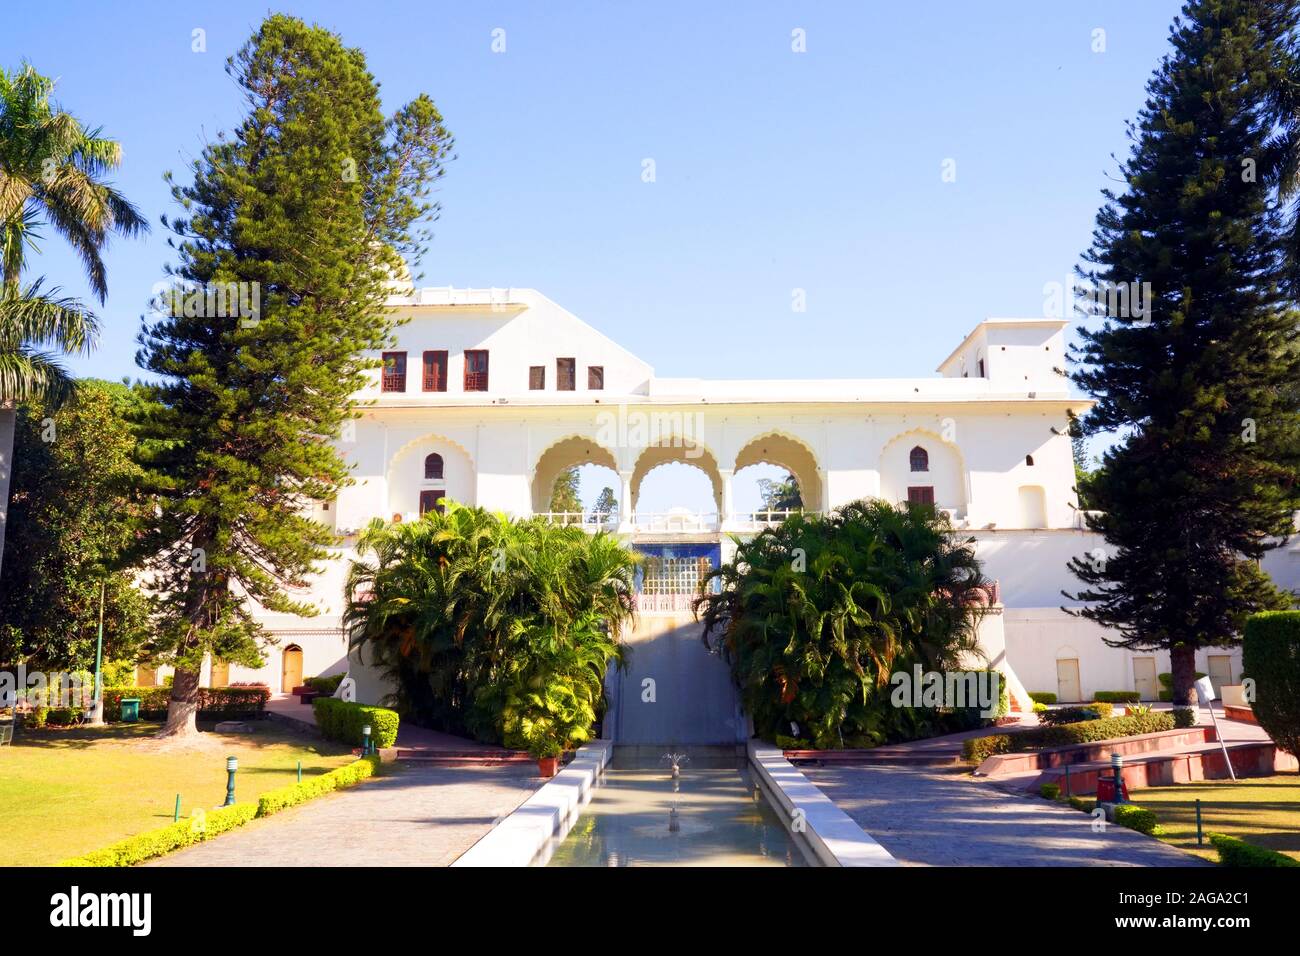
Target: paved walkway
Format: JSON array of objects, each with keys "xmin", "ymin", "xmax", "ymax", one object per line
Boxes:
[
  {"xmin": 803, "ymin": 765, "xmax": 1204, "ymax": 867},
  {"xmin": 151, "ymin": 763, "xmax": 540, "ymax": 867},
  {"xmin": 265, "ymin": 694, "xmax": 507, "ymax": 753}
]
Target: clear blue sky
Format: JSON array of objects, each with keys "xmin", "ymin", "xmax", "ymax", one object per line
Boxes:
[{"xmin": 5, "ymin": 0, "xmax": 1183, "ymax": 510}]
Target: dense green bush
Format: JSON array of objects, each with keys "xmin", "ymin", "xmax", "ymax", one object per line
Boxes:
[
  {"xmin": 1209, "ymin": 833, "xmax": 1300, "ymax": 867},
  {"xmin": 963, "ymin": 712, "xmax": 1175, "ymax": 763},
  {"xmin": 1242, "ymin": 611, "xmax": 1300, "ymax": 759},
  {"xmin": 312, "ymin": 698, "xmax": 399, "ymax": 748},
  {"xmin": 695, "ymin": 499, "xmax": 996, "ymax": 750},
  {"xmin": 1158, "ymin": 671, "xmax": 1206, "ymax": 701},
  {"xmin": 1039, "ymin": 783, "xmax": 1060, "ymax": 800},
  {"xmin": 303, "ymin": 674, "xmax": 345, "ymax": 695},
  {"xmin": 1094, "ymin": 691, "xmax": 1140, "ymax": 703},
  {"xmin": 257, "ymin": 755, "xmax": 380, "ymax": 816},
  {"xmin": 1028, "ymin": 691, "xmax": 1057, "ymax": 704},
  {"xmin": 101, "ymin": 685, "xmax": 269, "ymax": 720},
  {"xmin": 1172, "ymin": 707, "xmax": 1198, "ymax": 728},
  {"xmin": 345, "ymin": 506, "xmax": 635, "ymax": 750},
  {"xmin": 61, "ymin": 803, "xmax": 258, "ymax": 867},
  {"xmin": 1038, "ymin": 702, "xmax": 1113, "ymax": 726},
  {"xmin": 1112, "ymin": 804, "xmax": 1161, "ymax": 836},
  {"xmin": 46, "ymin": 707, "xmax": 80, "ymax": 725}
]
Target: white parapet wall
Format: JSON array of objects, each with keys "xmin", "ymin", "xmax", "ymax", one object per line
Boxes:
[
  {"xmin": 747, "ymin": 741, "xmax": 899, "ymax": 867},
  {"xmin": 452, "ymin": 740, "xmax": 613, "ymax": 867}
]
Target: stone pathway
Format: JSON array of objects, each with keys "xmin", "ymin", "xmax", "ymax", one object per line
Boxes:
[
  {"xmin": 803, "ymin": 765, "xmax": 1204, "ymax": 867},
  {"xmin": 151, "ymin": 763, "xmax": 540, "ymax": 867}
]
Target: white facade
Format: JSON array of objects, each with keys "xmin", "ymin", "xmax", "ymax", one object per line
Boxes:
[{"xmin": 158, "ymin": 288, "xmax": 1297, "ymax": 706}]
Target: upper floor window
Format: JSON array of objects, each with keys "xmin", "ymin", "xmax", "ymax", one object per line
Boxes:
[
  {"xmin": 529, "ymin": 366, "xmax": 545, "ymax": 390},
  {"xmin": 557, "ymin": 357, "xmax": 576, "ymax": 391},
  {"xmin": 977, "ymin": 357, "xmax": 986, "ymax": 377},
  {"xmin": 909, "ymin": 446, "xmax": 929, "ymax": 472},
  {"xmin": 423, "ymin": 351, "xmax": 448, "ymax": 392},
  {"xmin": 464, "ymin": 350, "xmax": 489, "ymax": 391},
  {"xmin": 419, "ymin": 490, "xmax": 446, "ymax": 516},
  {"xmin": 907, "ymin": 486, "xmax": 935, "ymax": 507},
  {"xmin": 424, "ymin": 453, "xmax": 444, "ymax": 480},
  {"xmin": 381, "ymin": 352, "xmax": 407, "ymax": 392},
  {"xmin": 588, "ymin": 366, "xmax": 604, "ymax": 390},
  {"xmin": 1025, "ymin": 454, "xmax": 1035, "ymax": 466}
]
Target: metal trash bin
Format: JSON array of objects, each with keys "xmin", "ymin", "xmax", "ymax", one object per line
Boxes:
[{"xmin": 119, "ymin": 698, "xmax": 141, "ymax": 723}]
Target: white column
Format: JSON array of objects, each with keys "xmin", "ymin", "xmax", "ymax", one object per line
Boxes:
[
  {"xmin": 618, "ymin": 470, "xmax": 634, "ymax": 532},
  {"xmin": 719, "ymin": 468, "xmax": 735, "ymax": 530}
]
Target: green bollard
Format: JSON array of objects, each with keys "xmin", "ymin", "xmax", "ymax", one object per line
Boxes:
[
  {"xmin": 297, "ymin": 760, "xmax": 302, "ymax": 784},
  {"xmin": 223, "ymin": 756, "xmax": 238, "ymax": 807},
  {"xmin": 1196, "ymin": 798, "xmax": 1203, "ymax": 845},
  {"xmin": 174, "ymin": 794, "xmax": 181, "ymax": 823}
]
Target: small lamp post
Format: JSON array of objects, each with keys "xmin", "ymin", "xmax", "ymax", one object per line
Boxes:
[
  {"xmin": 223, "ymin": 756, "xmax": 238, "ymax": 807},
  {"xmin": 362, "ymin": 724, "xmax": 372, "ymax": 756},
  {"xmin": 1110, "ymin": 753, "xmax": 1127, "ymax": 805}
]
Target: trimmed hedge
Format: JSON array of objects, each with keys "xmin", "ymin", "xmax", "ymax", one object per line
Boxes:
[
  {"xmin": 1094, "ymin": 691, "xmax": 1140, "ymax": 703},
  {"xmin": 1039, "ymin": 702, "xmax": 1112, "ymax": 726},
  {"xmin": 312, "ymin": 698, "xmax": 399, "ymax": 748},
  {"xmin": 257, "ymin": 755, "xmax": 380, "ymax": 816},
  {"xmin": 1039, "ymin": 783, "xmax": 1060, "ymax": 800},
  {"xmin": 1243, "ymin": 610, "xmax": 1300, "ymax": 761},
  {"xmin": 61, "ymin": 803, "xmax": 259, "ymax": 867},
  {"xmin": 962, "ymin": 712, "xmax": 1175, "ymax": 763},
  {"xmin": 61, "ymin": 756, "xmax": 381, "ymax": 867},
  {"xmin": 1112, "ymin": 804, "xmax": 1161, "ymax": 836},
  {"xmin": 1172, "ymin": 707, "xmax": 1197, "ymax": 728},
  {"xmin": 303, "ymin": 674, "xmax": 345, "ymax": 695},
  {"xmin": 1209, "ymin": 833, "xmax": 1300, "ymax": 868},
  {"xmin": 1028, "ymin": 691, "xmax": 1057, "ymax": 705},
  {"xmin": 101, "ymin": 685, "xmax": 269, "ymax": 721}
]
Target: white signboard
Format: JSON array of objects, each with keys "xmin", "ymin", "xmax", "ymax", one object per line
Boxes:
[{"xmin": 1194, "ymin": 676, "xmax": 1217, "ymax": 705}]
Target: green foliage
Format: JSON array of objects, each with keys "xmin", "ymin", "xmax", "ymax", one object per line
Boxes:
[
  {"xmin": 757, "ymin": 473, "xmax": 803, "ymax": 512},
  {"xmin": 256, "ymin": 755, "xmax": 380, "ymax": 816},
  {"xmin": 1209, "ymin": 833, "xmax": 1300, "ymax": 867},
  {"xmin": 1093, "ymin": 691, "xmax": 1139, "ymax": 703},
  {"xmin": 548, "ymin": 467, "xmax": 583, "ymax": 514},
  {"xmin": 963, "ymin": 712, "xmax": 1175, "ymax": 763},
  {"xmin": 1067, "ymin": 795, "xmax": 1095, "ymax": 813},
  {"xmin": 303, "ymin": 674, "xmax": 345, "ymax": 695},
  {"xmin": 0, "ymin": 381, "xmax": 153, "ymax": 668},
  {"xmin": 592, "ymin": 486, "xmax": 617, "ymax": 519},
  {"xmin": 1112, "ymin": 804, "xmax": 1161, "ymax": 836},
  {"xmin": 1172, "ymin": 707, "xmax": 1198, "ymax": 729},
  {"xmin": 1038, "ymin": 703, "xmax": 1112, "ymax": 726},
  {"xmin": 345, "ymin": 505, "xmax": 636, "ymax": 750},
  {"xmin": 312, "ymin": 698, "xmax": 399, "ymax": 749},
  {"xmin": 1028, "ymin": 691, "xmax": 1057, "ymax": 704},
  {"xmin": 1242, "ymin": 611, "xmax": 1300, "ymax": 759},
  {"xmin": 60, "ymin": 802, "xmax": 258, "ymax": 867},
  {"xmin": 131, "ymin": 15, "xmax": 454, "ymax": 733},
  {"xmin": 100, "ymin": 685, "xmax": 268, "ymax": 720},
  {"xmin": 695, "ymin": 499, "xmax": 995, "ymax": 749},
  {"xmin": 1039, "ymin": 783, "xmax": 1060, "ymax": 800},
  {"xmin": 1066, "ymin": 0, "xmax": 1300, "ymax": 709}
]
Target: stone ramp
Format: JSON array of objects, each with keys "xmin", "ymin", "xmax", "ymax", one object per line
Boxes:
[{"xmin": 611, "ymin": 612, "xmax": 747, "ymax": 746}]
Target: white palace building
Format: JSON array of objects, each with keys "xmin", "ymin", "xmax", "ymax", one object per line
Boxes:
[{"xmin": 163, "ymin": 286, "xmax": 1300, "ymax": 713}]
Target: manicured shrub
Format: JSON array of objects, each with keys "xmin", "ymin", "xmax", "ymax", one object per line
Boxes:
[
  {"xmin": 1171, "ymin": 707, "xmax": 1197, "ymax": 728},
  {"xmin": 60, "ymin": 803, "xmax": 259, "ymax": 867},
  {"xmin": 774, "ymin": 734, "xmax": 813, "ymax": 750},
  {"xmin": 1028, "ymin": 691, "xmax": 1057, "ymax": 705},
  {"xmin": 303, "ymin": 674, "xmax": 345, "ymax": 695},
  {"xmin": 1093, "ymin": 691, "xmax": 1140, "ymax": 703},
  {"xmin": 1158, "ymin": 671, "xmax": 1206, "ymax": 702},
  {"xmin": 26, "ymin": 706, "xmax": 48, "ymax": 729},
  {"xmin": 1209, "ymin": 833, "xmax": 1300, "ymax": 868},
  {"xmin": 1112, "ymin": 804, "xmax": 1161, "ymax": 836},
  {"xmin": 1089, "ymin": 701, "xmax": 1114, "ymax": 719},
  {"xmin": 1039, "ymin": 783, "xmax": 1060, "ymax": 800},
  {"xmin": 1038, "ymin": 702, "xmax": 1112, "ymax": 726},
  {"xmin": 256, "ymin": 755, "xmax": 380, "ymax": 816},
  {"xmin": 46, "ymin": 707, "xmax": 80, "ymax": 725},
  {"xmin": 100, "ymin": 685, "xmax": 269, "ymax": 721},
  {"xmin": 1067, "ymin": 795, "xmax": 1095, "ymax": 813},
  {"xmin": 962, "ymin": 712, "xmax": 1175, "ymax": 763},
  {"xmin": 1242, "ymin": 611, "xmax": 1300, "ymax": 760},
  {"xmin": 312, "ymin": 698, "xmax": 399, "ymax": 748}
]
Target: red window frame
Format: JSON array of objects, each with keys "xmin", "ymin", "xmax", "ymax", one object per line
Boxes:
[
  {"xmin": 464, "ymin": 350, "xmax": 489, "ymax": 391},
  {"xmin": 381, "ymin": 351, "xmax": 407, "ymax": 392},
  {"xmin": 557, "ymin": 357, "xmax": 576, "ymax": 391},
  {"xmin": 423, "ymin": 350, "xmax": 448, "ymax": 392}
]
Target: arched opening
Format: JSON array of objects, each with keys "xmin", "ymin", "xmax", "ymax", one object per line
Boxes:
[
  {"xmin": 910, "ymin": 446, "xmax": 929, "ymax": 472},
  {"xmin": 630, "ymin": 441, "xmax": 723, "ymax": 531},
  {"xmin": 531, "ymin": 436, "xmax": 620, "ymax": 521},
  {"xmin": 1025, "ymin": 454, "xmax": 1035, "ymax": 467},
  {"xmin": 424, "ymin": 453, "xmax": 444, "ymax": 480},
  {"xmin": 879, "ymin": 430, "xmax": 967, "ymax": 517},
  {"xmin": 733, "ymin": 432, "xmax": 822, "ymax": 515},
  {"xmin": 281, "ymin": 645, "xmax": 304, "ymax": 694},
  {"xmin": 387, "ymin": 435, "xmax": 475, "ymax": 521}
]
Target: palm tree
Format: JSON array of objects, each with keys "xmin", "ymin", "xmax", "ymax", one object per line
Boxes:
[{"xmin": 0, "ymin": 63, "xmax": 147, "ymax": 575}]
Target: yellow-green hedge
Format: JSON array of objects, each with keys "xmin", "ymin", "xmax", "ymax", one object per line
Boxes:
[{"xmin": 59, "ymin": 756, "xmax": 381, "ymax": 867}]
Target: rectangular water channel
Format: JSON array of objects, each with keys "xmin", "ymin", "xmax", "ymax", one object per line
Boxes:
[{"xmin": 536, "ymin": 746, "xmax": 814, "ymax": 867}]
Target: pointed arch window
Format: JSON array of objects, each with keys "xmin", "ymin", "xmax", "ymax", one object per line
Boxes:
[
  {"xmin": 909, "ymin": 446, "xmax": 929, "ymax": 472},
  {"xmin": 424, "ymin": 453, "xmax": 444, "ymax": 480}
]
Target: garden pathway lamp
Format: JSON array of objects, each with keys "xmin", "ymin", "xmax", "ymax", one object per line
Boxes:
[
  {"xmin": 223, "ymin": 756, "xmax": 238, "ymax": 806},
  {"xmin": 362, "ymin": 724, "xmax": 372, "ymax": 755}
]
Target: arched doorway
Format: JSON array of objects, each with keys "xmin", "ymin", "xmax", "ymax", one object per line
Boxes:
[
  {"xmin": 531, "ymin": 436, "xmax": 620, "ymax": 519},
  {"xmin": 630, "ymin": 440, "xmax": 723, "ymax": 531},
  {"xmin": 732, "ymin": 432, "xmax": 822, "ymax": 520},
  {"xmin": 281, "ymin": 645, "xmax": 304, "ymax": 693}
]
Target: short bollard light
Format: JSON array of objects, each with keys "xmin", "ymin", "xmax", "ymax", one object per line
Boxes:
[
  {"xmin": 362, "ymin": 724, "xmax": 372, "ymax": 756},
  {"xmin": 1196, "ymin": 798, "xmax": 1203, "ymax": 845},
  {"xmin": 173, "ymin": 793, "xmax": 181, "ymax": 823},
  {"xmin": 297, "ymin": 760, "xmax": 302, "ymax": 784},
  {"xmin": 223, "ymin": 755, "xmax": 238, "ymax": 807},
  {"xmin": 1110, "ymin": 753, "xmax": 1127, "ymax": 805}
]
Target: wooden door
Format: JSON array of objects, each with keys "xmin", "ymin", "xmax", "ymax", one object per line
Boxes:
[
  {"xmin": 1132, "ymin": 657, "xmax": 1157, "ymax": 701},
  {"xmin": 1207, "ymin": 656, "xmax": 1233, "ymax": 698},
  {"xmin": 210, "ymin": 660, "xmax": 230, "ymax": 688},
  {"xmin": 282, "ymin": 646, "xmax": 303, "ymax": 693},
  {"xmin": 1056, "ymin": 658, "xmax": 1081, "ymax": 703}
]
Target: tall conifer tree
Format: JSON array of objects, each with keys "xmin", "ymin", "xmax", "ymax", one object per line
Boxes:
[
  {"xmin": 135, "ymin": 16, "xmax": 453, "ymax": 735},
  {"xmin": 1067, "ymin": 0, "xmax": 1300, "ymax": 706}
]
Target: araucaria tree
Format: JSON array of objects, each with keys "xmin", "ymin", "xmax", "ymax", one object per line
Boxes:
[
  {"xmin": 135, "ymin": 15, "xmax": 454, "ymax": 736},
  {"xmin": 1067, "ymin": 0, "xmax": 1300, "ymax": 707}
]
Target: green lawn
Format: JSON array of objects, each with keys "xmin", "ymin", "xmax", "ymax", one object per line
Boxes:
[
  {"xmin": 0, "ymin": 721, "xmax": 355, "ymax": 866},
  {"xmin": 1133, "ymin": 775, "xmax": 1300, "ymax": 863}
]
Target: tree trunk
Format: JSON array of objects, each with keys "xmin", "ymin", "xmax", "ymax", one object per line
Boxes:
[
  {"xmin": 158, "ymin": 666, "xmax": 202, "ymax": 737},
  {"xmin": 0, "ymin": 404, "xmax": 14, "ymax": 580},
  {"xmin": 1170, "ymin": 642, "xmax": 1197, "ymax": 707}
]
